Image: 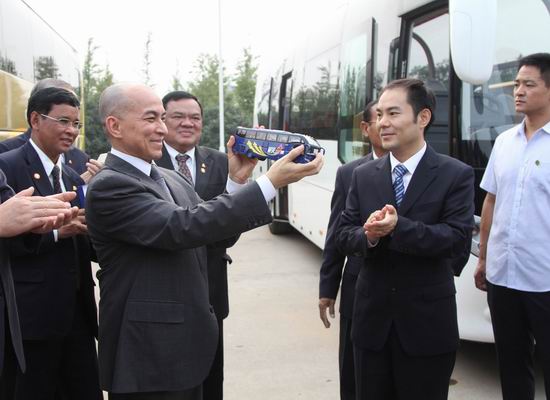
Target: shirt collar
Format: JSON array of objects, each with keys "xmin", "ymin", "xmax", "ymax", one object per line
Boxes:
[
  {"xmin": 110, "ymin": 148, "xmax": 153, "ymax": 177},
  {"xmin": 389, "ymin": 142, "xmax": 427, "ymax": 176},
  {"xmin": 29, "ymin": 138, "xmax": 63, "ymax": 177},
  {"xmin": 164, "ymin": 142, "xmax": 195, "ymax": 163},
  {"xmin": 516, "ymin": 119, "xmax": 550, "ymax": 137}
]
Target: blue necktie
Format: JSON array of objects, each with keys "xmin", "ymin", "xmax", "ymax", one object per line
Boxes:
[{"xmin": 393, "ymin": 164, "xmax": 408, "ymax": 207}]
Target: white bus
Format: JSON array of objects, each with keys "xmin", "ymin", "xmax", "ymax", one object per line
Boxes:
[{"xmin": 253, "ymin": 0, "xmax": 550, "ymax": 343}]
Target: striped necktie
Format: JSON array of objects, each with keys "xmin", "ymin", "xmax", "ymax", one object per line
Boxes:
[{"xmin": 393, "ymin": 164, "xmax": 408, "ymax": 207}]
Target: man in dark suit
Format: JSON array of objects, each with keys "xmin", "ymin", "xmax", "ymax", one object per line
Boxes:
[
  {"xmin": 157, "ymin": 91, "xmax": 230, "ymax": 400},
  {"xmin": 86, "ymin": 83, "xmax": 323, "ymax": 400},
  {"xmin": 0, "ymin": 173, "xmax": 78, "ymax": 399},
  {"xmin": 319, "ymin": 100, "xmax": 386, "ymax": 400},
  {"xmin": 338, "ymin": 79, "xmax": 474, "ymax": 400},
  {"xmin": 0, "ymin": 88, "xmax": 101, "ymax": 400},
  {"xmin": 0, "ymin": 78, "xmax": 102, "ymax": 181}
]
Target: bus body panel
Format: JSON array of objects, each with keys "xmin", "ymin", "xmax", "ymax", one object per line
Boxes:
[{"xmin": 256, "ymin": 0, "xmax": 549, "ymax": 343}]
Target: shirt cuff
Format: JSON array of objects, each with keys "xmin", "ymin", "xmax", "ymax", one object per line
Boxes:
[
  {"xmin": 226, "ymin": 177, "xmax": 245, "ymax": 194},
  {"xmin": 367, "ymin": 237, "xmax": 379, "ymax": 248},
  {"xmin": 53, "ymin": 229, "xmax": 59, "ymax": 242},
  {"xmin": 256, "ymin": 175, "xmax": 277, "ymax": 202}
]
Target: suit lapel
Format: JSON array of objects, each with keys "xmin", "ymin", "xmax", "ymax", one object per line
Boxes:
[
  {"xmin": 22, "ymin": 143, "xmax": 54, "ymax": 196},
  {"xmin": 193, "ymin": 146, "xmax": 211, "ymax": 196},
  {"xmin": 398, "ymin": 146, "xmax": 438, "ymax": 216},
  {"xmin": 157, "ymin": 144, "xmax": 175, "ymax": 170},
  {"xmin": 106, "ymin": 153, "xmax": 171, "ymax": 202},
  {"xmin": 372, "ymin": 156, "xmax": 396, "ymax": 207}
]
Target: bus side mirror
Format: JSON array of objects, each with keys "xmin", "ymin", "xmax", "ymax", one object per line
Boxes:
[{"xmin": 449, "ymin": 0, "xmax": 497, "ymax": 85}]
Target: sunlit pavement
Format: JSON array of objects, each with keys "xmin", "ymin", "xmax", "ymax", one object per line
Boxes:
[{"xmin": 92, "ymin": 225, "xmax": 545, "ymax": 399}]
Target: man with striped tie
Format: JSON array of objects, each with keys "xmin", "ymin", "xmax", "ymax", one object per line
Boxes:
[
  {"xmin": 157, "ymin": 91, "xmax": 231, "ymax": 400},
  {"xmin": 337, "ymin": 78, "xmax": 475, "ymax": 400}
]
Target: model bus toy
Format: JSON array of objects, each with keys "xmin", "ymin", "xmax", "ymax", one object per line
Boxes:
[{"xmin": 233, "ymin": 127, "xmax": 325, "ymax": 164}]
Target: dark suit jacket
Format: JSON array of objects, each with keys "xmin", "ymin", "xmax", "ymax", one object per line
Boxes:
[
  {"xmin": 0, "ymin": 142, "xmax": 98, "ymax": 340},
  {"xmin": 157, "ymin": 144, "xmax": 231, "ymax": 319},
  {"xmin": 319, "ymin": 152, "xmax": 373, "ymax": 319},
  {"xmin": 338, "ymin": 146, "xmax": 474, "ymax": 357},
  {"xmin": 86, "ymin": 153, "xmax": 272, "ymax": 393},
  {"xmin": 0, "ymin": 171, "xmax": 25, "ymax": 374},
  {"xmin": 0, "ymin": 129, "xmax": 90, "ymax": 175}
]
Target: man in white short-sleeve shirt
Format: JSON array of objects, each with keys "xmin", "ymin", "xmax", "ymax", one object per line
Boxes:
[{"xmin": 475, "ymin": 52, "xmax": 550, "ymax": 400}]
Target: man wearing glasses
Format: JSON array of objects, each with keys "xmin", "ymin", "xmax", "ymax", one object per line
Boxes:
[
  {"xmin": 0, "ymin": 87, "xmax": 101, "ymax": 399},
  {"xmin": 0, "ymin": 78, "xmax": 102, "ymax": 183}
]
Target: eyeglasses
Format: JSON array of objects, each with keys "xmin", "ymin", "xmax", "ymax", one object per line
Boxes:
[{"xmin": 40, "ymin": 114, "xmax": 83, "ymax": 130}]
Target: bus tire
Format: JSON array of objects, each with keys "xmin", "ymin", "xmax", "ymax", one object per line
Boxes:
[{"xmin": 268, "ymin": 219, "xmax": 294, "ymax": 235}]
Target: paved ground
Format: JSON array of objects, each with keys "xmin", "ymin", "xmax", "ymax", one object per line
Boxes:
[{"xmin": 93, "ymin": 225, "xmax": 546, "ymax": 399}]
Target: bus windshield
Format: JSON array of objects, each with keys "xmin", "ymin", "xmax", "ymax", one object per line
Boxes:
[{"xmin": 459, "ymin": 0, "xmax": 550, "ymax": 210}]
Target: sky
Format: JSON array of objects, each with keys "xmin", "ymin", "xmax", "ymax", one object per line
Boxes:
[{"xmin": 24, "ymin": 0, "xmax": 341, "ymax": 96}]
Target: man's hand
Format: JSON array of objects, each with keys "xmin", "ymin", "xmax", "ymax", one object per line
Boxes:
[
  {"xmin": 227, "ymin": 135, "xmax": 258, "ymax": 184},
  {"xmin": 58, "ymin": 208, "xmax": 88, "ymax": 238},
  {"xmin": 265, "ymin": 145, "xmax": 324, "ymax": 189},
  {"xmin": 364, "ymin": 204, "xmax": 398, "ymax": 240},
  {"xmin": 319, "ymin": 297, "xmax": 336, "ymax": 328},
  {"xmin": 0, "ymin": 187, "xmax": 76, "ymax": 237},
  {"xmin": 80, "ymin": 158, "xmax": 104, "ymax": 183},
  {"xmin": 474, "ymin": 259, "xmax": 487, "ymax": 291}
]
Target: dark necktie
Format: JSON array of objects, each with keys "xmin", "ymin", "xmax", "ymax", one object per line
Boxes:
[
  {"xmin": 175, "ymin": 154, "xmax": 193, "ymax": 185},
  {"xmin": 393, "ymin": 164, "xmax": 408, "ymax": 207},
  {"xmin": 51, "ymin": 165, "xmax": 62, "ymax": 194},
  {"xmin": 150, "ymin": 165, "xmax": 173, "ymax": 201}
]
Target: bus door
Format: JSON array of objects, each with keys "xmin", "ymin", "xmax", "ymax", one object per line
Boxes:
[
  {"xmin": 269, "ymin": 72, "xmax": 293, "ymax": 234},
  {"xmin": 395, "ymin": 1, "xmax": 451, "ymax": 156}
]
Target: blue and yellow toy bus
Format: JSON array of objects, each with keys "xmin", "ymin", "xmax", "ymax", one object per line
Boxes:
[{"xmin": 233, "ymin": 127, "xmax": 325, "ymax": 164}]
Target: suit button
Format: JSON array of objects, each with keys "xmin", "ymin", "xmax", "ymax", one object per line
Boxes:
[
  {"xmin": 391, "ymin": 288, "xmax": 396, "ymax": 293},
  {"xmin": 209, "ymin": 306, "xmax": 215, "ymax": 314}
]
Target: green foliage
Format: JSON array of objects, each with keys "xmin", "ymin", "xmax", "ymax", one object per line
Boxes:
[
  {"xmin": 34, "ymin": 56, "xmax": 59, "ymax": 80},
  {"xmin": 83, "ymin": 38, "xmax": 114, "ymax": 158},
  {"xmin": 185, "ymin": 49, "xmax": 258, "ymax": 150},
  {"xmin": 233, "ymin": 48, "xmax": 258, "ymax": 125}
]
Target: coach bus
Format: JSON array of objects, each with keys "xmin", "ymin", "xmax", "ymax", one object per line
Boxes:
[
  {"xmin": 0, "ymin": 0, "xmax": 82, "ymax": 144},
  {"xmin": 253, "ymin": 0, "xmax": 550, "ymax": 342}
]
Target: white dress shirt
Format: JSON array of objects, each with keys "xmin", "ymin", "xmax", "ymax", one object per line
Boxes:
[
  {"xmin": 30, "ymin": 139, "xmax": 66, "ymax": 241},
  {"xmin": 389, "ymin": 142, "xmax": 427, "ymax": 192},
  {"xmin": 163, "ymin": 143, "xmax": 197, "ymax": 183},
  {"xmin": 480, "ymin": 120, "xmax": 550, "ymax": 292}
]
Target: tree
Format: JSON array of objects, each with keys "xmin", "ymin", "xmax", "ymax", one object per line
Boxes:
[
  {"xmin": 186, "ymin": 50, "xmax": 258, "ymax": 149},
  {"xmin": 142, "ymin": 32, "xmax": 153, "ymax": 86},
  {"xmin": 233, "ymin": 48, "xmax": 258, "ymax": 126},
  {"xmin": 34, "ymin": 56, "xmax": 59, "ymax": 80},
  {"xmin": 83, "ymin": 38, "xmax": 114, "ymax": 158},
  {"xmin": 171, "ymin": 60, "xmax": 183, "ymax": 91}
]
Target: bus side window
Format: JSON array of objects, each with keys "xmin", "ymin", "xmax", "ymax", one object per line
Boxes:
[
  {"xmin": 277, "ymin": 134, "xmax": 289, "ymax": 143},
  {"xmin": 267, "ymin": 133, "xmax": 278, "ymax": 141},
  {"xmin": 256, "ymin": 132, "xmax": 267, "ymax": 140},
  {"xmin": 246, "ymin": 131, "xmax": 256, "ymax": 139}
]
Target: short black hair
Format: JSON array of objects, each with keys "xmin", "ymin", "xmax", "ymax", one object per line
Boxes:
[
  {"xmin": 518, "ymin": 52, "xmax": 550, "ymax": 87},
  {"xmin": 380, "ymin": 78, "xmax": 436, "ymax": 131},
  {"xmin": 362, "ymin": 100, "xmax": 378, "ymax": 123},
  {"xmin": 27, "ymin": 87, "xmax": 80, "ymax": 126},
  {"xmin": 162, "ymin": 91, "xmax": 203, "ymax": 115}
]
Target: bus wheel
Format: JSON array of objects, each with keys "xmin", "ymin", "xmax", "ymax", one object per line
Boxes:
[{"xmin": 268, "ymin": 218, "xmax": 294, "ymax": 235}]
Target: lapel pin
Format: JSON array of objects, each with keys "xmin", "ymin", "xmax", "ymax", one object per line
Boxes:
[
  {"xmin": 68, "ymin": 159, "xmax": 73, "ymax": 164},
  {"xmin": 535, "ymin": 160, "xmax": 540, "ymax": 166},
  {"xmin": 72, "ymin": 185, "xmax": 77, "ymax": 191},
  {"xmin": 200, "ymin": 168, "xmax": 206, "ymax": 174},
  {"xmin": 33, "ymin": 173, "xmax": 41, "ymax": 180}
]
